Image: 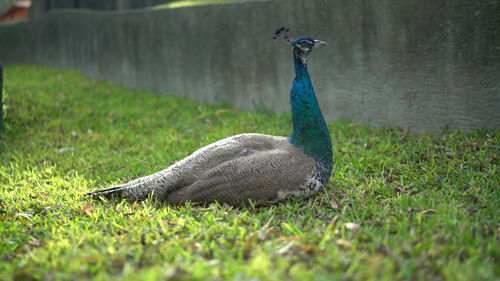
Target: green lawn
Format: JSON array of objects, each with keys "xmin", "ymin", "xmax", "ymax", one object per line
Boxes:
[{"xmin": 0, "ymin": 65, "xmax": 498, "ymax": 281}]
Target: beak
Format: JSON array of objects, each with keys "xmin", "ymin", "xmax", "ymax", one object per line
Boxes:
[{"xmin": 314, "ymin": 39, "xmax": 328, "ymax": 46}]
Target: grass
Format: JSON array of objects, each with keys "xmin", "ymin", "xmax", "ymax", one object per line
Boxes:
[{"xmin": 0, "ymin": 65, "xmax": 499, "ymax": 281}]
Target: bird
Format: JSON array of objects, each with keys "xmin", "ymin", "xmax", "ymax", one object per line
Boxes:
[{"xmin": 86, "ymin": 27, "xmax": 333, "ymax": 206}]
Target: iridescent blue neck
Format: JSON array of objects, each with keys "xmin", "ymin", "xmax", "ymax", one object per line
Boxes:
[{"xmin": 289, "ymin": 48, "xmax": 333, "ymax": 172}]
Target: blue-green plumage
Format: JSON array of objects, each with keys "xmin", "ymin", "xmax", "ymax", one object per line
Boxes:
[{"xmin": 288, "ymin": 37, "xmax": 333, "ymax": 181}]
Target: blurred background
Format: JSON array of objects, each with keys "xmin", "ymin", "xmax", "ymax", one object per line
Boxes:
[{"xmin": 0, "ymin": 0, "xmax": 499, "ymax": 133}]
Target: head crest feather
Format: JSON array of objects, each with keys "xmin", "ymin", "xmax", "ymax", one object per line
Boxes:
[{"xmin": 272, "ymin": 26, "xmax": 294, "ymax": 44}]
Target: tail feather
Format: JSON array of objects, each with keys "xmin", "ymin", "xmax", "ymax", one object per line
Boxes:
[
  {"xmin": 85, "ymin": 173, "xmax": 169, "ymax": 202},
  {"xmin": 85, "ymin": 184, "xmax": 127, "ymax": 198}
]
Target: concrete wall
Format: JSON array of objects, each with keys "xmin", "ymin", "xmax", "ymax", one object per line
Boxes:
[
  {"xmin": 0, "ymin": 0, "xmax": 499, "ymax": 133},
  {"xmin": 28, "ymin": 0, "xmax": 174, "ymax": 19}
]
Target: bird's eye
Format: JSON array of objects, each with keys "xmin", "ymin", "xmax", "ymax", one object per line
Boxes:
[{"xmin": 301, "ymin": 41, "xmax": 313, "ymax": 47}]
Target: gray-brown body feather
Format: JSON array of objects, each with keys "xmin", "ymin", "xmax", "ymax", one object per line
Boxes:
[{"xmin": 88, "ymin": 133, "xmax": 322, "ymax": 205}]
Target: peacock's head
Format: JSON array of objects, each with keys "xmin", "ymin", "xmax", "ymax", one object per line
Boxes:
[
  {"xmin": 291, "ymin": 37, "xmax": 327, "ymax": 54},
  {"xmin": 273, "ymin": 27, "xmax": 327, "ymax": 55}
]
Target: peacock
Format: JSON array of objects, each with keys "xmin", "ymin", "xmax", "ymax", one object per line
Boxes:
[{"xmin": 86, "ymin": 27, "xmax": 333, "ymax": 206}]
